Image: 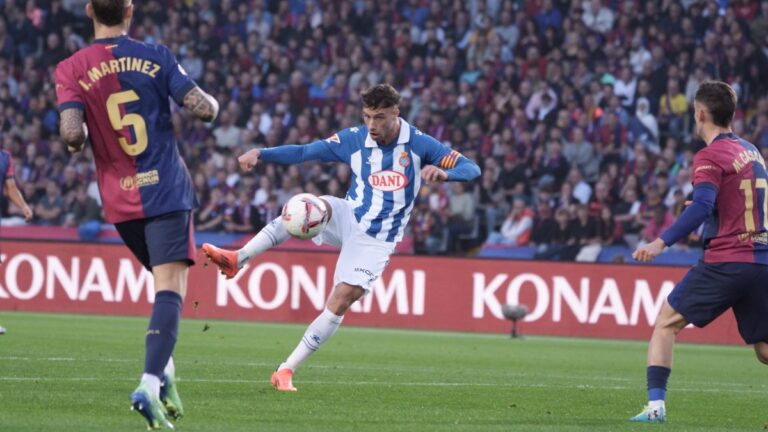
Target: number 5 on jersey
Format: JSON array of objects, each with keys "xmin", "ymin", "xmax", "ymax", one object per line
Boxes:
[
  {"xmin": 107, "ymin": 90, "xmax": 148, "ymax": 156},
  {"xmin": 739, "ymin": 178, "xmax": 768, "ymax": 232}
]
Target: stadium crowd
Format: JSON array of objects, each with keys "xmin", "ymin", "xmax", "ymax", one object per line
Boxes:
[{"xmin": 1, "ymin": 0, "xmax": 768, "ymax": 259}]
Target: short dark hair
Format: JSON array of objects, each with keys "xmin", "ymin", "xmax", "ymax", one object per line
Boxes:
[
  {"xmin": 694, "ymin": 80, "xmax": 737, "ymax": 128},
  {"xmin": 91, "ymin": 0, "xmax": 128, "ymax": 26},
  {"xmin": 361, "ymin": 84, "xmax": 401, "ymax": 109}
]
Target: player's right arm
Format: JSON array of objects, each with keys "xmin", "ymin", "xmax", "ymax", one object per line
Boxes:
[
  {"xmin": 54, "ymin": 60, "xmax": 88, "ymax": 152},
  {"xmin": 238, "ymin": 132, "xmax": 351, "ymax": 172},
  {"xmin": 59, "ymin": 108, "xmax": 88, "ymax": 152},
  {"xmin": 161, "ymin": 45, "xmax": 219, "ymax": 123}
]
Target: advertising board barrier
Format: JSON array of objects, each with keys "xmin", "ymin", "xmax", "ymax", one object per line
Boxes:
[{"xmin": 0, "ymin": 241, "xmax": 743, "ymax": 344}]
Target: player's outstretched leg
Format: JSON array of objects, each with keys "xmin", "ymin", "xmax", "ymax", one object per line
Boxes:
[
  {"xmin": 202, "ymin": 217, "xmax": 289, "ymax": 279},
  {"xmin": 272, "ymin": 283, "xmax": 363, "ymax": 392},
  {"xmin": 630, "ymin": 300, "xmax": 687, "ymax": 423}
]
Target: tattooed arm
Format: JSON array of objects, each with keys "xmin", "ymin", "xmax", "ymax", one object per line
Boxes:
[
  {"xmin": 182, "ymin": 86, "xmax": 219, "ymax": 123},
  {"xmin": 59, "ymin": 108, "xmax": 87, "ymax": 153}
]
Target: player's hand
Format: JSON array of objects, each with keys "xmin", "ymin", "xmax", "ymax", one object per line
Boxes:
[
  {"xmin": 632, "ymin": 238, "xmax": 666, "ymax": 263},
  {"xmin": 421, "ymin": 165, "xmax": 448, "ymax": 183},
  {"xmin": 238, "ymin": 148, "xmax": 261, "ymax": 172},
  {"xmin": 22, "ymin": 206, "xmax": 33, "ymax": 222},
  {"xmin": 67, "ymin": 123, "xmax": 88, "ymax": 153}
]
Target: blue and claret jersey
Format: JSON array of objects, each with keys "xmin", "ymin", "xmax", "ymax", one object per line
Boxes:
[
  {"xmin": 54, "ymin": 35, "xmax": 198, "ymax": 224},
  {"xmin": 261, "ymin": 119, "xmax": 470, "ymax": 243},
  {"xmin": 693, "ymin": 132, "xmax": 768, "ymax": 264}
]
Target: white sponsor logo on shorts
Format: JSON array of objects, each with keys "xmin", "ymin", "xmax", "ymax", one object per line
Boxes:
[{"xmin": 368, "ymin": 170, "xmax": 408, "ymax": 192}]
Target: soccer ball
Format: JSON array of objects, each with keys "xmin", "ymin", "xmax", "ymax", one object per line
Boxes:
[{"xmin": 281, "ymin": 193, "xmax": 329, "ymax": 240}]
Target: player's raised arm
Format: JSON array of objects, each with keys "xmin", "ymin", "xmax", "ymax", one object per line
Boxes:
[
  {"xmin": 238, "ymin": 133, "xmax": 350, "ymax": 172},
  {"xmin": 181, "ymin": 87, "xmax": 219, "ymax": 123}
]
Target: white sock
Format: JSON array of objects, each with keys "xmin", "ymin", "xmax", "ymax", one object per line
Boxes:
[
  {"xmin": 140, "ymin": 373, "xmax": 162, "ymax": 397},
  {"xmin": 648, "ymin": 400, "xmax": 665, "ymax": 410},
  {"xmin": 237, "ymin": 217, "xmax": 288, "ymax": 267},
  {"xmin": 279, "ymin": 308, "xmax": 344, "ymax": 372},
  {"xmin": 164, "ymin": 356, "xmax": 175, "ymax": 377}
]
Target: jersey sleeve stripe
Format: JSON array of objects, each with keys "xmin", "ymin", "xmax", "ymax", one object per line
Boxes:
[
  {"xmin": 171, "ymin": 80, "xmax": 197, "ymax": 105},
  {"xmin": 439, "ymin": 155, "xmax": 449, "ymax": 168},
  {"xmin": 447, "ymin": 151, "xmax": 460, "ymax": 168},
  {"xmin": 58, "ymin": 101, "xmax": 86, "ymax": 112}
]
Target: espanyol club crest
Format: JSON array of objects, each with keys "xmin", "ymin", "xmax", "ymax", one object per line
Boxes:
[{"xmin": 399, "ymin": 151, "xmax": 410, "ymax": 167}]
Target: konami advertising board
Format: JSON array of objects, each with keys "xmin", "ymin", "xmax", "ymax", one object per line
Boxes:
[{"xmin": 0, "ymin": 241, "xmax": 743, "ymax": 345}]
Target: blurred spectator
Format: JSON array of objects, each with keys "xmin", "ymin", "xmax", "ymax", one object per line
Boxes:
[
  {"xmin": 534, "ymin": 207, "xmax": 578, "ymax": 261},
  {"xmin": 597, "ymin": 205, "xmax": 623, "ymax": 246},
  {"xmin": 412, "ymin": 199, "xmax": 446, "ymax": 255},
  {"xmin": 486, "ymin": 198, "xmax": 533, "ymax": 246},
  {"xmin": 582, "ymin": 0, "xmax": 615, "ymax": 34},
  {"xmin": 640, "ymin": 205, "xmax": 675, "ymax": 245},
  {"xmin": 196, "ymin": 188, "xmax": 225, "ymax": 231},
  {"xmin": 571, "ymin": 204, "xmax": 601, "ymax": 262},
  {"xmin": 35, "ymin": 181, "xmax": 63, "ymax": 226},
  {"xmin": 64, "ymin": 184, "xmax": 101, "ymax": 228},
  {"xmin": 476, "ymin": 168, "xmax": 506, "ymax": 237},
  {"xmin": 446, "ymin": 182, "xmax": 475, "ymax": 253},
  {"xmin": 567, "ymin": 167, "xmax": 592, "ymax": 205},
  {"xmin": 563, "ymin": 128, "xmax": 600, "ymax": 182},
  {"xmin": 658, "ymin": 80, "xmax": 689, "ymax": 137}
]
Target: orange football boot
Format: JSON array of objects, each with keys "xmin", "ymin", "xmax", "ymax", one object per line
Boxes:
[
  {"xmin": 270, "ymin": 368, "xmax": 298, "ymax": 392},
  {"xmin": 201, "ymin": 243, "xmax": 241, "ymax": 279}
]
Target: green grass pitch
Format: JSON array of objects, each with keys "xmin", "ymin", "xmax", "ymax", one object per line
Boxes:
[{"xmin": 0, "ymin": 311, "xmax": 765, "ymax": 431}]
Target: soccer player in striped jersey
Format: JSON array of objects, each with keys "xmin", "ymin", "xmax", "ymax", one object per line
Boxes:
[
  {"xmin": 203, "ymin": 84, "xmax": 480, "ymax": 391},
  {"xmin": 631, "ymin": 81, "xmax": 768, "ymax": 423},
  {"xmin": 55, "ymin": 0, "xmax": 219, "ymax": 428}
]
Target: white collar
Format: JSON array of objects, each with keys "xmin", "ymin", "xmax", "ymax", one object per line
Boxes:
[{"xmin": 364, "ymin": 118, "xmax": 411, "ymax": 148}]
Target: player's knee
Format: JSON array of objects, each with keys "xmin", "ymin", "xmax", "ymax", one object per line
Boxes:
[
  {"xmin": 653, "ymin": 316, "xmax": 686, "ymax": 335},
  {"xmin": 326, "ymin": 283, "xmax": 364, "ymax": 315}
]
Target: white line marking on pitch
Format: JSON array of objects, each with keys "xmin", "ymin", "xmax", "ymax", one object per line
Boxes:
[{"xmin": 0, "ymin": 376, "xmax": 764, "ymax": 395}]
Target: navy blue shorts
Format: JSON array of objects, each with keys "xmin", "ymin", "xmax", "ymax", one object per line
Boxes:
[
  {"xmin": 115, "ymin": 210, "xmax": 196, "ymax": 270},
  {"xmin": 668, "ymin": 261, "xmax": 768, "ymax": 344}
]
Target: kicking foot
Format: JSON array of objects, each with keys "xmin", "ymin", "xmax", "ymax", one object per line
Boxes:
[{"xmin": 201, "ymin": 243, "xmax": 241, "ymax": 279}]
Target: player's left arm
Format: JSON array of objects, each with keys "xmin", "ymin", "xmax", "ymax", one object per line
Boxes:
[
  {"xmin": 420, "ymin": 134, "xmax": 481, "ymax": 182},
  {"xmin": 633, "ymin": 155, "xmax": 721, "ymax": 262}
]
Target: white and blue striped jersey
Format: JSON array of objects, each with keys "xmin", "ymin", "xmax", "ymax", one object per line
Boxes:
[
  {"xmin": 328, "ymin": 119, "xmax": 457, "ymax": 242},
  {"xmin": 259, "ymin": 118, "xmax": 472, "ymax": 243}
]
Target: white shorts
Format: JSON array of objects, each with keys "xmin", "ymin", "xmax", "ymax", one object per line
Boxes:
[{"xmin": 312, "ymin": 196, "xmax": 395, "ymax": 290}]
